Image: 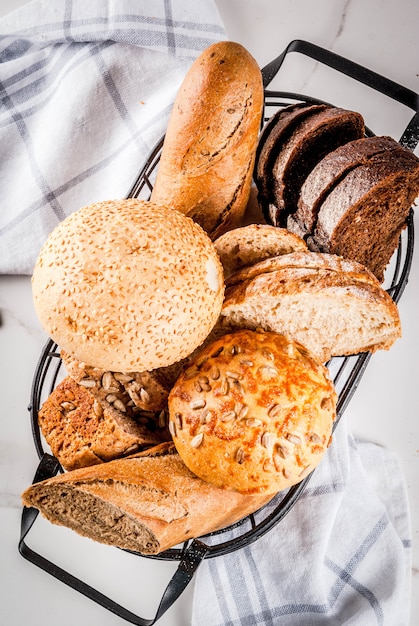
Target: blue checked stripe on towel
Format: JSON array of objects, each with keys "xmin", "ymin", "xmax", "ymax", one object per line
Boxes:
[{"xmin": 0, "ymin": 0, "xmax": 226, "ymax": 274}]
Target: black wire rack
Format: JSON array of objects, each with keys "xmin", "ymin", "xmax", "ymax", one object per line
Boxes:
[{"xmin": 19, "ymin": 40, "xmax": 418, "ymax": 625}]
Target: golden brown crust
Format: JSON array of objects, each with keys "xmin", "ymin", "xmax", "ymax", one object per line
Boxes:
[
  {"xmin": 214, "ymin": 224, "xmax": 308, "ymax": 279},
  {"xmin": 151, "ymin": 41, "xmax": 264, "ymax": 239},
  {"xmin": 21, "ymin": 444, "xmax": 274, "ymax": 555},
  {"xmin": 32, "ymin": 199, "xmax": 224, "ymax": 372},
  {"xmin": 220, "ymin": 269, "xmax": 401, "ymax": 363},
  {"xmin": 168, "ymin": 330, "xmax": 336, "ymax": 494},
  {"xmin": 38, "ymin": 377, "xmax": 170, "ymax": 470}
]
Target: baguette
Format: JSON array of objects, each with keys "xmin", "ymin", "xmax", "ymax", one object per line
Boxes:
[
  {"xmin": 21, "ymin": 443, "xmax": 273, "ymax": 555},
  {"xmin": 151, "ymin": 41, "xmax": 264, "ymax": 239}
]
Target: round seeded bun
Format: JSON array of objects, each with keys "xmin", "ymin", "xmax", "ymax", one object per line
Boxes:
[
  {"xmin": 32, "ymin": 199, "xmax": 224, "ymax": 372},
  {"xmin": 168, "ymin": 329, "xmax": 336, "ymax": 494}
]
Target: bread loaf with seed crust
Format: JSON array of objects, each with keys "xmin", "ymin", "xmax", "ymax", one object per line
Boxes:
[
  {"xmin": 38, "ymin": 377, "xmax": 170, "ymax": 470},
  {"xmin": 168, "ymin": 330, "xmax": 336, "ymax": 495},
  {"xmin": 151, "ymin": 41, "xmax": 264, "ymax": 239},
  {"xmin": 21, "ymin": 443, "xmax": 274, "ymax": 555}
]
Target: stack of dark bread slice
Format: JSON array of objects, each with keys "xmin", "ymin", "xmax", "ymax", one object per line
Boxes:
[{"xmin": 255, "ymin": 104, "xmax": 419, "ymax": 282}]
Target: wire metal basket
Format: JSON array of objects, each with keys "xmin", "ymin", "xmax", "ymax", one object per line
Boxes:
[{"xmin": 19, "ymin": 40, "xmax": 418, "ymax": 625}]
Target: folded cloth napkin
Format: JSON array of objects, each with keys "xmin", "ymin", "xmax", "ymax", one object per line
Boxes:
[
  {"xmin": 0, "ymin": 0, "xmax": 226, "ymax": 274},
  {"xmin": 192, "ymin": 417, "xmax": 411, "ymax": 626}
]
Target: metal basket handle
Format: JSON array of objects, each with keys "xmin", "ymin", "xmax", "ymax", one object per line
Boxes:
[
  {"xmin": 261, "ymin": 39, "xmax": 419, "ymax": 150},
  {"xmin": 19, "ymin": 453, "xmax": 209, "ymax": 626}
]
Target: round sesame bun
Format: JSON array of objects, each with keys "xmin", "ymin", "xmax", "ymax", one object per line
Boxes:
[
  {"xmin": 32, "ymin": 199, "xmax": 224, "ymax": 372},
  {"xmin": 168, "ymin": 329, "xmax": 336, "ymax": 495}
]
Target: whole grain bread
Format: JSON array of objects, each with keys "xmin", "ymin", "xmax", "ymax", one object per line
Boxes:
[
  {"xmin": 151, "ymin": 41, "xmax": 264, "ymax": 239},
  {"xmin": 255, "ymin": 104, "xmax": 364, "ymax": 226},
  {"xmin": 213, "ymin": 224, "xmax": 307, "ymax": 278},
  {"xmin": 21, "ymin": 443, "xmax": 274, "ymax": 555},
  {"xmin": 293, "ymin": 135, "xmax": 401, "ymax": 237},
  {"xmin": 306, "ymin": 145, "xmax": 419, "ymax": 282},
  {"xmin": 220, "ymin": 263, "xmax": 401, "ymax": 363},
  {"xmin": 38, "ymin": 377, "xmax": 170, "ymax": 470}
]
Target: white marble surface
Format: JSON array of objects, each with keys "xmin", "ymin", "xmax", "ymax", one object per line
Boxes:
[{"xmin": 1, "ymin": 0, "xmax": 419, "ymax": 624}]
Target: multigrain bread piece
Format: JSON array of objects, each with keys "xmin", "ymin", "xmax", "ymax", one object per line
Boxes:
[
  {"xmin": 151, "ymin": 41, "xmax": 264, "ymax": 239},
  {"xmin": 293, "ymin": 135, "xmax": 402, "ymax": 238},
  {"xmin": 213, "ymin": 224, "xmax": 307, "ymax": 278},
  {"xmin": 255, "ymin": 104, "xmax": 364, "ymax": 226},
  {"xmin": 168, "ymin": 330, "xmax": 336, "ymax": 494},
  {"xmin": 220, "ymin": 261, "xmax": 401, "ymax": 363},
  {"xmin": 32, "ymin": 199, "xmax": 224, "ymax": 373},
  {"xmin": 21, "ymin": 443, "xmax": 274, "ymax": 555},
  {"xmin": 38, "ymin": 377, "xmax": 170, "ymax": 470},
  {"xmin": 61, "ymin": 350, "xmax": 178, "ymax": 413},
  {"xmin": 304, "ymin": 144, "xmax": 419, "ymax": 282}
]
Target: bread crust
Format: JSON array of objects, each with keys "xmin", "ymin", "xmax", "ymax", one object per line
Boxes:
[
  {"xmin": 151, "ymin": 41, "xmax": 264, "ymax": 239},
  {"xmin": 221, "ymin": 268, "xmax": 401, "ymax": 363},
  {"xmin": 21, "ymin": 443, "xmax": 273, "ymax": 555},
  {"xmin": 38, "ymin": 377, "xmax": 170, "ymax": 470},
  {"xmin": 214, "ymin": 224, "xmax": 307, "ymax": 278},
  {"xmin": 168, "ymin": 330, "xmax": 336, "ymax": 494}
]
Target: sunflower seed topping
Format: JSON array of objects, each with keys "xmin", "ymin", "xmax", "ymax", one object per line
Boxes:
[
  {"xmin": 191, "ymin": 433, "xmax": 204, "ymax": 448},
  {"xmin": 168, "ymin": 420, "xmax": 176, "ymax": 438},
  {"xmin": 79, "ymin": 378, "xmax": 96, "ymax": 388},
  {"xmin": 139, "ymin": 387, "xmax": 151, "ymax": 404},
  {"xmin": 261, "ymin": 432, "xmax": 273, "ymax": 448},
  {"xmin": 113, "ymin": 399, "xmax": 126, "ymax": 412},
  {"xmin": 60, "ymin": 401, "xmax": 76, "ymax": 411},
  {"xmin": 102, "ymin": 371, "xmax": 119, "ymax": 391},
  {"xmin": 113, "ymin": 373, "xmax": 133, "ymax": 383},
  {"xmin": 286, "ymin": 433, "xmax": 302, "ymax": 445},
  {"xmin": 190, "ymin": 397, "xmax": 206, "ymax": 410},
  {"xmin": 236, "ymin": 447, "xmax": 245, "ymax": 464},
  {"xmin": 175, "ymin": 412, "xmax": 183, "ymax": 430},
  {"xmin": 268, "ymin": 404, "xmax": 282, "ymax": 418},
  {"xmin": 221, "ymin": 410, "xmax": 236, "ymax": 422}
]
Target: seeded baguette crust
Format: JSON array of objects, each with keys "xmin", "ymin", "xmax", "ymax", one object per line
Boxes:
[
  {"xmin": 213, "ymin": 224, "xmax": 307, "ymax": 279},
  {"xmin": 38, "ymin": 377, "xmax": 170, "ymax": 470},
  {"xmin": 168, "ymin": 330, "xmax": 336, "ymax": 495},
  {"xmin": 21, "ymin": 443, "xmax": 274, "ymax": 555},
  {"xmin": 220, "ymin": 270, "xmax": 401, "ymax": 363},
  {"xmin": 32, "ymin": 199, "xmax": 224, "ymax": 372},
  {"xmin": 151, "ymin": 41, "xmax": 264, "ymax": 239}
]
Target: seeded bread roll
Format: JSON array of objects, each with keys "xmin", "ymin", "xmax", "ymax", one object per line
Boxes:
[
  {"xmin": 168, "ymin": 330, "xmax": 336, "ymax": 495},
  {"xmin": 219, "ymin": 261, "xmax": 401, "ymax": 363},
  {"xmin": 38, "ymin": 377, "xmax": 170, "ymax": 470},
  {"xmin": 213, "ymin": 224, "xmax": 307, "ymax": 279},
  {"xmin": 32, "ymin": 199, "xmax": 224, "ymax": 373},
  {"xmin": 61, "ymin": 350, "xmax": 176, "ymax": 413},
  {"xmin": 22, "ymin": 443, "xmax": 274, "ymax": 555},
  {"xmin": 151, "ymin": 41, "xmax": 264, "ymax": 239}
]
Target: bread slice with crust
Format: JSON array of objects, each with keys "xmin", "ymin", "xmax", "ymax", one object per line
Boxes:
[
  {"xmin": 220, "ymin": 261, "xmax": 401, "ymax": 363},
  {"xmin": 38, "ymin": 376, "xmax": 171, "ymax": 470},
  {"xmin": 213, "ymin": 224, "xmax": 307, "ymax": 278}
]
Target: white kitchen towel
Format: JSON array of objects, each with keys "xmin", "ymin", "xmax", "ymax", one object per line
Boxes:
[
  {"xmin": 192, "ymin": 417, "xmax": 412, "ymax": 626},
  {"xmin": 0, "ymin": 0, "xmax": 226, "ymax": 274}
]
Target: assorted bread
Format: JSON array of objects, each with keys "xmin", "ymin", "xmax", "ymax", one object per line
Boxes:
[
  {"xmin": 23, "ymin": 41, "xmax": 418, "ymax": 556},
  {"xmin": 151, "ymin": 41, "xmax": 264, "ymax": 239}
]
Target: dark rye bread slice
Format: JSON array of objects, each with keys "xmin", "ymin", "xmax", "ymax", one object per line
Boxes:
[
  {"xmin": 292, "ymin": 135, "xmax": 401, "ymax": 237},
  {"xmin": 256, "ymin": 105, "xmax": 364, "ymax": 227},
  {"xmin": 309, "ymin": 146, "xmax": 419, "ymax": 282},
  {"xmin": 255, "ymin": 103, "xmax": 326, "ymax": 207}
]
